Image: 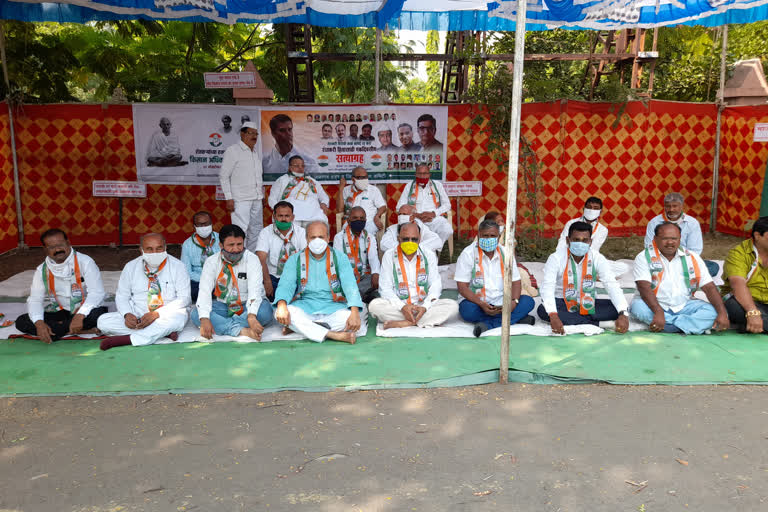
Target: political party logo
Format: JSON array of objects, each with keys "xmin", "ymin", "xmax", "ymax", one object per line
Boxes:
[
  {"xmin": 371, "ymin": 154, "xmax": 382, "ymax": 166},
  {"xmin": 317, "ymin": 154, "xmax": 329, "ymax": 167},
  {"xmin": 209, "ymin": 133, "xmax": 222, "ymax": 147}
]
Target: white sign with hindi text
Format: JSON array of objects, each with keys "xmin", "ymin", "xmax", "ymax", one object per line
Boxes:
[
  {"xmin": 755, "ymin": 123, "xmax": 768, "ymax": 142},
  {"xmin": 444, "ymin": 181, "xmax": 482, "ymax": 197},
  {"xmin": 204, "ymin": 72, "xmax": 257, "ymax": 89},
  {"xmin": 92, "ymin": 180, "xmax": 147, "ymax": 198}
]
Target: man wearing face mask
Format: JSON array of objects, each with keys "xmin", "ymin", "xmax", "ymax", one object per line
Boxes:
[
  {"xmin": 267, "ymin": 155, "xmax": 331, "ymax": 229},
  {"xmin": 180, "ymin": 211, "xmax": 220, "ymax": 302},
  {"xmin": 370, "ymin": 222, "xmax": 458, "ymax": 329},
  {"xmin": 395, "ymin": 163, "xmax": 452, "ymax": 250},
  {"xmin": 255, "ymin": 201, "xmax": 307, "ymax": 301},
  {"xmin": 644, "ymin": 193, "xmax": 719, "ymax": 277},
  {"xmin": 336, "ymin": 166, "xmax": 386, "ymax": 235},
  {"xmin": 455, "ymin": 220, "xmax": 536, "ymax": 336},
  {"xmin": 333, "ymin": 207, "xmax": 381, "ymax": 303},
  {"xmin": 631, "ymin": 222, "xmax": 728, "ymax": 334},
  {"xmin": 273, "ymin": 221, "xmax": 363, "ymax": 344},
  {"xmin": 379, "ymin": 205, "xmax": 443, "ymax": 254},
  {"xmin": 192, "ymin": 224, "xmax": 273, "ymax": 340},
  {"xmin": 16, "ymin": 229, "xmax": 107, "ymax": 343},
  {"xmin": 98, "ymin": 233, "xmax": 191, "ymax": 350},
  {"xmin": 537, "ymin": 222, "xmax": 630, "ymax": 335},
  {"xmin": 219, "ymin": 122, "xmax": 265, "ymax": 240}
]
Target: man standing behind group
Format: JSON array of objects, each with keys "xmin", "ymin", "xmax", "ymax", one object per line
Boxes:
[
  {"xmin": 180, "ymin": 211, "xmax": 220, "ymax": 302},
  {"xmin": 395, "ymin": 163, "xmax": 453, "ymax": 250},
  {"xmin": 219, "ymin": 122, "xmax": 264, "ymax": 243},
  {"xmin": 337, "ymin": 166, "xmax": 386, "ymax": 235},
  {"xmin": 16, "ymin": 229, "xmax": 107, "ymax": 343}
]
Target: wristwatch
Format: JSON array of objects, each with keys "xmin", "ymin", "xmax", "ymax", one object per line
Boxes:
[
  {"xmin": 619, "ymin": 310, "xmax": 630, "ymax": 317},
  {"xmin": 512, "ymin": 298, "xmax": 519, "ymax": 304}
]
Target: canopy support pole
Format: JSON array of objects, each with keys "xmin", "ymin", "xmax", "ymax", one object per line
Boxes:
[
  {"xmin": 0, "ymin": 21, "xmax": 24, "ymax": 249},
  {"xmin": 710, "ymin": 24, "xmax": 728, "ymax": 234},
  {"xmin": 499, "ymin": 0, "xmax": 528, "ymax": 384},
  {"xmin": 374, "ymin": 28, "xmax": 382, "ymax": 102}
]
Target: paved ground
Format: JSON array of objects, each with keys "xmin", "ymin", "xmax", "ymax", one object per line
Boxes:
[{"xmin": 1, "ymin": 383, "xmax": 767, "ymax": 512}]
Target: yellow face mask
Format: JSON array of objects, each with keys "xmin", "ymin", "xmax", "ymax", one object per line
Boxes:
[{"xmin": 400, "ymin": 241, "xmax": 419, "ymax": 255}]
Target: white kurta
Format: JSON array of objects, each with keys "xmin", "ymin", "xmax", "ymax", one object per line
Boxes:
[
  {"xmin": 341, "ymin": 185, "xmax": 386, "ymax": 234},
  {"xmin": 267, "ymin": 174, "xmax": 329, "ymax": 222},
  {"xmin": 219, "ymin": 140, "xmax": 263, "ymax": 202},
  {"xmin": 196, "ymin": 250, "xmax": 266, "ymax": 319},
  {"xmin": 332, "ymin": 226, "xmax": 381, "ymax": 276},
  {"xmin": 379, "ymin": 219, "xmax": 443, "ymax": 254},
  {"xmin": 97, "ymin": 255, "xmax": 191, "ymax": 346},
  {"xmin": 27, "ymin": 250, "xmax": 106, "ymax": 323},
  {"xmin": 454, "ymin": 242, "xmax": 519, "ymax": 306},
  {"xmin": 395, "ymin": 180, "xmax": 453, "ymax": 244},
  {"xmin": 633, "ymin": 247, "xmax": 713, "ymax": 312},
  {"xmin": 555, "ymin": 217, "xmax": 609, "ymax": 254},
  {"xmin": 146, "ymin": 130, "xmax": 181, "ymax": 159},
  {"xmin": 254, "ymin": 224, "xmax": 307, "ymax": 277},
  {"xmin": 540, "ymin": 249, "xmax": 628, "ymax": 315}
]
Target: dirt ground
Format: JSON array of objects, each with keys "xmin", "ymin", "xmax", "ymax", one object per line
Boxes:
[
  {"xmin": 0, "ymin": 233, "xmax": 744, "ymax": 283},
  {"xmin": 1, "ymin": 384, "xmax": 767, "ymax": 512}
]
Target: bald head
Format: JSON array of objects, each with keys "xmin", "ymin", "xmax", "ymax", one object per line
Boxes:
[{"xmin": 140, "ymin": 233, "xmax": 166, "ymax": 253}]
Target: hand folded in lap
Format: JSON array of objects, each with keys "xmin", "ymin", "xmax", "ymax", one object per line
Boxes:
[
  {"xmin": 199, "ymin": 318, "xmax": 214, "ymax": 340},
  {"xmin": 418, "ymin": 212, "xmax": 436, "ymax": 223},
  {"xmin": 124, "ymin": 313, "xmax": 139, "ymax": 329},
  {"xmin": 34, "ymin": 320, "xmax": 53, "ymax": 344},
  {"xmin": 345, "ymin": 309, "xmax": 361, "ymax": 332},
  {"xmin": 247, "ymin": 314, "xmax": 264, "ymax": 341},
  {"xmin": 68, "ymin": 313, "xmax": 85, "ymax": 335},
  {"xmin": 712, "ymin": 312, "xmax": 730, "ymax": 332},
  {"xmin": 480, "ymin": 301, "xmax": 498, "ymax": 317},
  {"xmin": 136, "ymin": 311, "xmax": 159, "ymax": 329},
  {"xmin": 412, "ymin": 306, "xmax": 427, "ymax": 324}
]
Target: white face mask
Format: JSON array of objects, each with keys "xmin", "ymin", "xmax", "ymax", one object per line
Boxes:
[
  {"xmin": 195, "ymin": 225, "xmax": 213, "ymax": 238},
  {"xmin": 308, "ymin": 238, "xmax": 328, "ymax": 255},
  {"xmin": 354, "ymin": 178, "xmax": 369, "ymax": 191},
  {"xmin": 398, "ymin": 215, "xmax": 412, "ymax": 225},
  {"xmin": 583, "ymin": 208, "xmax": 601, "ymax": 222},
  {"xmin": 142, "ymin": 251, "xmax": 167, "ymax": 268},
  {"xmin": 46, "ymin": 249, "xmax": 74, "ymax": 277}
]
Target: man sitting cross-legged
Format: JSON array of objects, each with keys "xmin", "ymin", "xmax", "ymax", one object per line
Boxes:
[
  {"xmin": 192, "ymin": 224, "xmax": 274, "ymax": 341},
  {"xmin": 537, "ymin": 221, "xmax": 630, "ymax": 335},
  {"xmin": 455, "ymin": 219, "xmax": 535, "ymax": 337},
  {"xmin": 98, "ymin": 233, "xmax": 191, "ymax": 350},
  {"xmin": 273, "ymin": 221, "xmax": 363, "ymax": 344},
  {"xmin": 630, "ymin": 221, "xmax": 729, "ymax": 335},
  {"xmin": 369, "ymin": 221, "xmax": 458, "ymax": 329}
]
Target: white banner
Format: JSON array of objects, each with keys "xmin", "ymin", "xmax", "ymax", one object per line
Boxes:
[
  {"xmin": 92, "ymin": 180, "xmax": 147, "ymax": 198},
  {"xmin": 133, "ymin": 103, "xmax": 261, "ymax": 185},
  {"xmin": 259, "ymin": 105, "xmax": 448, "ymax": 183},
  {"xmin": 132, "ymin": 104, "xmax": 448, "ymax": 185}
]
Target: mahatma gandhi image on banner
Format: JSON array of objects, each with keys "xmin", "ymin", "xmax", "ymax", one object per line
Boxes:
[{"xmin": 146, "ymin": 117, "xmax": 188, "ymax": 167}]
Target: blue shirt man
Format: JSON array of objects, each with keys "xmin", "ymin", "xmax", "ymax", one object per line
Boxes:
[{"xmin": 180, "ymin": 211, "xmax": 220, "ymax": 301}]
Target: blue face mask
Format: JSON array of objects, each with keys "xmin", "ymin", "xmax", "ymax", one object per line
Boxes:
[
  {"xmin": 569, "ymin": 241, "xmax": 590, "ymax": 257},
  {"xmin": 478, "ymin": 237, "xmax": 498, "ymax": 252}
]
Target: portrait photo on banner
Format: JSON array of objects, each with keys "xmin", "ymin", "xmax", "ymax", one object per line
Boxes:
[
  {"xmin": 132, "ymin": 104, "xmax": 262, "ymax": 185},
  {"xmin": 259, "ymin": 106, "xmax": 448, "ymax": 184}
]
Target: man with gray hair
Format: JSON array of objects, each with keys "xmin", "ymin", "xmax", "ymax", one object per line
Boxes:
[
  {"xmin": 644, "ymin": 192, "xmax": 719, "ymax": 277},
  {"xmin": 98, "ymin": 233, "xmax": 191, "ymax": 350}
]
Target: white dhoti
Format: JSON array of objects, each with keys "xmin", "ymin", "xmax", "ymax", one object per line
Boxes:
[
  {"xmin": 232, "ymin": 200, "xmax": 264, "ymax": 252},
  {"xmin": 368, "ymin": 298, "xmax": 458, "ymax": 328},
  {"xmin": 97, "ymin": 310, "xmax": 189, "ymax": 346},
  {"xmin": 286, "ymin": 306, "xmax": 365, "ymax": 343},
  {"xmin": 424, "ymin": 216, "xmax": 453, "ymax": 247}
]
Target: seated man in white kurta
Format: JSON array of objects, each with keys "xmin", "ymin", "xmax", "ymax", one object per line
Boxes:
[
  {"xmin": 369, "ymin": 222, "xmax": 458, "ymax": 329},
  {"xmin": 146, "ymin": 117, "xmax": 186, "ymax": 167},
  {"xmin": 336, "ymin": 166, "xmax": 386, "ymax": 235},
  {"xmin": 267, "ymin": 155, "xmax": 331, "ymax": 228},
  {"xmin": 98, "ymin": 233, "xmax": 190, "ymax": 350},
  {"xmin": 192, "ymin": 224, "xmax": 274, "ymax": 340},
  {"xmin": 16, "ymin": 228, "xmax": 107, "ymax": 343},
  {"xmin": 395, "ymin": 163, "xmax": 452, "ymax": 250},
  {"xmin": 379, "ymin": 207, "xmax": 443, "ymax": 254},
  {"xmin": 332, "ymin": 206, "xmax": 381, "ymax": 303},
  {"xmin": 273, "ymin": 221, "xmax": 363, "ymax": 344},
  {"xmin": 254, "ymin": 201, "xmax": 307, "ymax": 301}
]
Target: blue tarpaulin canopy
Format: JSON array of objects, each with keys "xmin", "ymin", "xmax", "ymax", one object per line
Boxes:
[{"xmin": 2, "ymin": 0, "xmax": 768, "ymax": 30}]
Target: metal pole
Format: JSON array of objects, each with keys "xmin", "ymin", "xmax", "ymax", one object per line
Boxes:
[
  {"xmin": 374, "ymin": 28, "xmax": 381, "ymax": 102},
  {"xmin": 118, "ymin": 197, "xmax": 123, "ymax": 248},
  {"xmin": 0, "ymin": 22, "xmax": 25, "ymax": 249},
  {"xmin": 499, "ymin": 0, "xmax": 528, "ymax": 384},
  {"xmin": 710, "ymin": 24, "xmax": 728, "ymax": 234}
]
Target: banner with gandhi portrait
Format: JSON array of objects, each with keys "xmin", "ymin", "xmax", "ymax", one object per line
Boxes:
[
  {"xmin": 259, "ymin": 106, "xmax": 448, "ymax": 184},
  {"xmin": 133, "ymin": 103, "xmax": 262, "ymax": 185}
]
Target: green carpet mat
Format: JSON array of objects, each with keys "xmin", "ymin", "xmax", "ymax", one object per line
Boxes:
[{"xmin": 2, "ymin": 328, "xmax": 768, "ymax": 396}]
